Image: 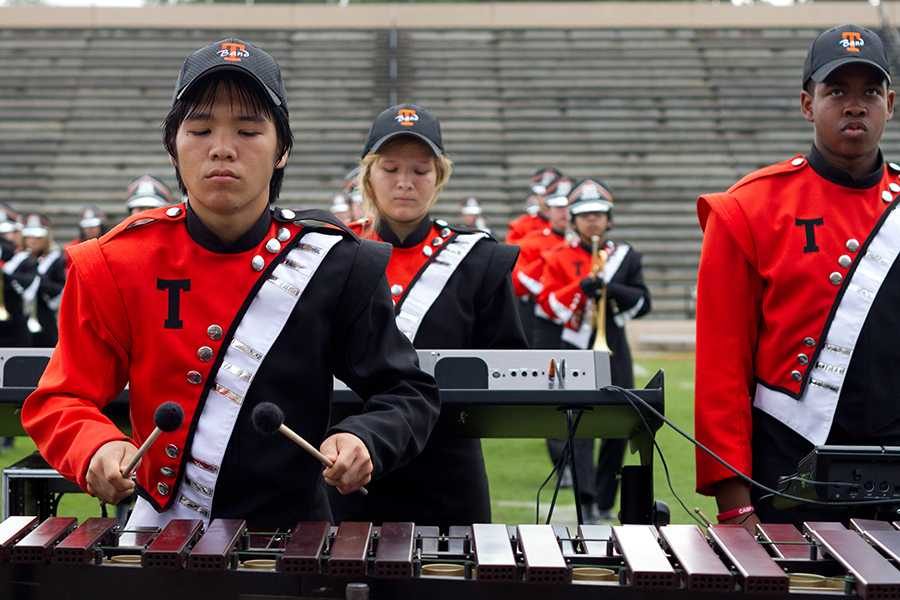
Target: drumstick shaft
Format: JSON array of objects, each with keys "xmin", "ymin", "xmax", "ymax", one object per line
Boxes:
[
  {"xmin": 277, "ymin": 424, "xmax": 369, "ymax": 496},
  {"xmin": 122, "ymin": 427, "xmax": 162, "ymax": 476}
]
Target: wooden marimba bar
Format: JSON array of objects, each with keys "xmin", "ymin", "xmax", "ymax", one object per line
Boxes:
[{"xmin": 3, "ymin": 516, "xmax": 900, "ymax": 600}]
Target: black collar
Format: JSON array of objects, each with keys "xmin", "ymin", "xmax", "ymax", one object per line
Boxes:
[
  {"xmin": 377, "ymin": 216, "xmax": 433, "ymax": 248},
  {"xmin": 185, "ymin": 202, "xmax": 272, "ymax": 254},
  {"xmin": 807, "ymin": 144, "xmax": 884, "ymax": 189}
]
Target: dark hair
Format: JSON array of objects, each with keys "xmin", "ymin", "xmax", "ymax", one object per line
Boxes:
[{"xmin": 162, "ymin": 71, "xmax": 293, "ymax": 204}]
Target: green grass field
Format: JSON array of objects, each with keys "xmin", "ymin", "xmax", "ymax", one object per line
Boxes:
[{"xmin": 0, "ymin": 353, "xmax": 714, "ymax": 525}]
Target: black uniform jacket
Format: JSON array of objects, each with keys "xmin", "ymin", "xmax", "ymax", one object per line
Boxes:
[{"xmin": 332, "ymin": 216, "xmax": 527, "ymax": 526}]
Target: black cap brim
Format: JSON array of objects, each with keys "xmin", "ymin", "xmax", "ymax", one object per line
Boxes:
[
  {"xmin": 176, "ymin": 64, "xmax": 283, "ymax": 107},
  {"xmin": 365, "ymin": 131, "xmax": 442, "ymax": 158},
  {"xmin": 809, "ymin": 56, "xmax": 892, "ymax": 85}
]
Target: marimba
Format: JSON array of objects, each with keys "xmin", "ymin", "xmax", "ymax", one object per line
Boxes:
[{"xmin": 3, "ymin": 516, "xmax": 900, "ymax": 600}]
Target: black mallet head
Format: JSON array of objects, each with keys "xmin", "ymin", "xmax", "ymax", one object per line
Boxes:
[
  {"xmin": 154, "ymin": 402, "xmax": 184, "ymax": 432},
  {"xmin": 251, "ymin": 402, "xmax": 285, "ymax": 435}
]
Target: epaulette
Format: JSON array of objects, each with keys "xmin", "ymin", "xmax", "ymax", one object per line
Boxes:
[
  {"xmin": 98, "ymin": 204, "xmax": 185, "ymax": 244},
  {"xmin": 729, "ymin": 155, "xmax": 808, "ymax": 193},
  {"xmin": 273, "ymin": 207, "xmax": 359, "ymax": 240},
  {"xmin": 433, "ymin": 218, "xmax": 495, "ymax": 240}
]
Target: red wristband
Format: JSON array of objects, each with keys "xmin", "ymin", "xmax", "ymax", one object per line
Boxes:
[{"xmin": 716, "ymin": 505, "xmax": 754, "ymax": 522}]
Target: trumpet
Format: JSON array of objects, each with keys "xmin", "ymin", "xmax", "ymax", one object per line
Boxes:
[
  {"xmin": 0, "ymin": 273, "xmax": 9, "ymax": 322},
  {"xmin": 590, "ymin": 235, "xmax": 611, "ymax": 353}
]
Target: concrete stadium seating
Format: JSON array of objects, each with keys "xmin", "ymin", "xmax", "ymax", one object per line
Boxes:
[{"xmin": 2, "ymin": 26, "xmax": 899, "ymax": 318}]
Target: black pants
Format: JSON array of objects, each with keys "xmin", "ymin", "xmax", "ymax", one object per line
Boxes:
[{"xmin": 517, "ymin": 298, "xmax": 536, "ymax": 347}]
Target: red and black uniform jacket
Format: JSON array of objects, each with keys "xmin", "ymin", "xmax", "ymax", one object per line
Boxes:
[
  {"xmin": 695, "ymin": 147, "xmax": 900, "ymax": 496},
  {"xmin": 21, "ymin": 204, "xmax": 439, "ymax": 529},
  {"xmin": 338, "ymin": 215, "xmax": 527, "ymax": 526},
  {"xmin": 537, "ymin": 238, "xmax": 650, "ymax": 386}
]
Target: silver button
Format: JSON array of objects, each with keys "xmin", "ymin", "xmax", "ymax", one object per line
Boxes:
[
  {"xmin": 435, "ymin": 219, "xmax": 448, "ymax": 228},
  {"xmin": 890, "ymin": 183, "xmax": 900, "ymax": 193},
  {"xmin": 390, "ymin": 284, "xmax": 403, "ymax": 296},
  {"xmin": 890, "ymin": 162, "xmax": 900, "ymax": 172},
  {"xmin": 791, "ymin": 157, "xmax": 805, "ymax": 167},
  {"xmin": 277, "ymin": 227, "xmax": 291, "ymax": 242},
  {"xmin": 797, "ymin": 354, "xmax": 809, "ymax": 365},
  {"xmin": 197, "ymin": 346, "xmax": 214, "ymax": 362},
  {"xmin": 838, "ymin": 255, "xmax": 852, "ymax": 268},
  {"xmin": 829, "ymin": 272, "xmax": 843, "ymax": 285},
  {"xmin": 423, "ymin": 246, "xmax": 433, "ymax": 257},
  {"xmin": 882, "ymin": 191, "xmax": 893, "ymax": 203},
  {"xmin": 165, "ymin": 444, "xmax": 179, "ymax": 459},
  {"xmin": 804, "ymin": 337, "xmax": 816, "ymax": 347},
  {"xmin": 251, "ymin": 255, "xmax": 265, "ymax": 271},
  {"xmin": 160, "ymin": 466, "xmax": 175, "ymax": 477},
  {"xmin": 846, "ymin": 239, "xmax": 860, "ymax": 252},
  {"xmin": 187, "ymin": 370, "xmax": 202, "ymax": 385},
  {"xmin": 265, "ymin": 238, "xmax": 281, "ymax": 254},
  {"xmin": 441, "ymin": 228, "xmax": 451, "ymax": 238},
  {"xmin": 280, "ymin": 208, "xmax": 296, "ymax": 221},
  {"xmin": 157, "ymin": 482, "xmax": 170, "ymax": 496},
  {"xmin": 791, "ymin": 370, "xmax": 802, "ymax": 382},
  {"xmin": 165, "ymin": 207, "xmax": 182, "ymax": 218},
  {"xmin": 207, "ymin": 324, "xmax": 223, "ymax": 341},
  {"xmin": 432, "ymin": 237, "xmax": 443, "ymax": 246}
]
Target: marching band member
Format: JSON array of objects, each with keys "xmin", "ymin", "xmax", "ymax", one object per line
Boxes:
[
  {"xmin": 0, "ymin": 207, "xmax": 29, "ymax": 348},
  {"xmin": 329, "ymin": 192, "xmax": 353, "ymax": 224},
  {"xmin": 505, "ymin": 167, "xmax": 562, "ymax": 244},
  {"xmin": 22, "ymin": 39, "xmax": 439, "ymax": 530},
  {"xmin": 75, "ymin": 205, "xmax": 108, "ymax": 242},
  {"xmin": 459, "ymin": 196, "xmax": 491, "ymax": 234},
  {"xmin": 10, "ymin": 214, "xmax": 66, "ymax": 347},
  {"xmin": 537, "ymin": 180, "xmax": 651, "ymax": 522},
  {"xmin": 335, "ymin": 103, "xmax": 527, "ymax": 526},
  {"xmin": 696, "ymin": 25, "xmax": 900, "ymax": 528},
  {"xmin": 512, "ymin": 176, "xmax": 572, "ymax": 348},
  {"xmin": 125, "ymin": 174, "xmax": 173, "ymax": 216}
]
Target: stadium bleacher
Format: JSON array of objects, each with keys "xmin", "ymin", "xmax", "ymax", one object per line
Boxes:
[{"xmin": 2, "ymin": 24, "xmax": 900, "ymax": 318}]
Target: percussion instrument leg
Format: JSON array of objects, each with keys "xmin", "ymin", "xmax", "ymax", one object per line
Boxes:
[{"xmin": 620, "ymin": 465, "xmax": 653, "ymax": 524}]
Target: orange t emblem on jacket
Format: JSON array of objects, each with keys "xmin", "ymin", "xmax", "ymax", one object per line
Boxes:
[
  {"xmin": 218, "ymin": 42, "xmax": 249, "ymax": 63},
  {"xmin": 840, "ymin": 32, "xmax": 863, "ymax": 53},
  {"xmin": 395, "ymin": 108, "xmax": 419, "ymax": 127}
]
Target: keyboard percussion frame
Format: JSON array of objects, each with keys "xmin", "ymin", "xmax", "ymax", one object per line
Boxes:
[{"xmin": 3, "ymin": 516, "xmax": 900, "ymax": 600}]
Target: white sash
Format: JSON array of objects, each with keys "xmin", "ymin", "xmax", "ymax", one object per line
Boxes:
[
  {"xmin": 126, "ymin": 231, "xmax": 342, "ymax": 528},
  {"xmin": 394, "ymin": 232, "xmax": 486, "ymax": 343},
  {"xmin": 559, "ymin": 243, "xmax": 629, "ymax": 349},
  {"xmin": 754, "ymin": 206, "xmax": 900, "ymax": 444}
]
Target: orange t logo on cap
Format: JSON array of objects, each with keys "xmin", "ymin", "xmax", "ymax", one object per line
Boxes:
[
  {"xmin": 218, "ymin": 42, "xmax": 249, "ymax": 63},
  {"xmin": 395, "ymin": 108, "xmax": 419, "ymax": 127},
  {"xmin": 840, "ymin": 32, "xmax": 864, "ymax": 53}
]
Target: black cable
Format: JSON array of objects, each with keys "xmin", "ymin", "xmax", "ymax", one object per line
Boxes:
[
  {"xmin": 624, "ymin": 388, "xmax": 705, "ymax": 527},
  {"xmin": 606, "ymin": 384, "xmax": 900, "ymax": 508},
  {"xmin": 535, "ymin": 434, "xmax": 569, "ymax": 524}
]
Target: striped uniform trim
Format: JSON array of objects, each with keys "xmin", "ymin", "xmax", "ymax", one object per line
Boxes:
[
  {"xmin": 394, "ymin": 232, "xmax": 486, "ymax": 343},
  {"xmin": 754, "ymin": 206, "xmax": 900, "ymax": 445},
  {"xmin": 125, "ymin": 231, "xmax": 342, "ymax": 529}
]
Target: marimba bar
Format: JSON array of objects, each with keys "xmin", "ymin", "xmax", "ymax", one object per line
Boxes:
[{"xmin": 6, "ymin": 515, "xmax": 900, "ymax": 599}]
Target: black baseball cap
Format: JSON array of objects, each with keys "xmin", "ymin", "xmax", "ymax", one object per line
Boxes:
[
  {"xmin": 173, "ymin": 38, "xmax": 288, "ymax": 111},
  {"xmin": 802, "ymin": 25, "xmax": 891, "ymax": 87},
  {"xmin": 361, "ymin": 104, "xmax": 443, "ymax": 157}
]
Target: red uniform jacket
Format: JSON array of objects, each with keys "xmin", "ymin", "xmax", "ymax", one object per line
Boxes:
[
  {"xmin": 506, "ymin": 213, "xmax": 549, "ymax": 245},
  {"xmin": 21, "ymin": 205, "xmax": 438, "ymax": 524},
  {"xmin": 695, "ymin": 153, "xmax": 900, "ymax": 494},
  {"xmin": 511, "ymin": 227, "xmax": 566, "ymax": 299}
]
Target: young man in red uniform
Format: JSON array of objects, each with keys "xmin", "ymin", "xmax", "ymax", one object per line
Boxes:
[
  {"xmin": 21, "ymin": 39, "xmax": 439, "ymax": 530},
  {"xmin": 538, "ymin": 180, "xmax": 651, "ymax": 522},
  {"xmin": 695, "ymin": 25, "xmax": 899, "ymax": 528}
]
